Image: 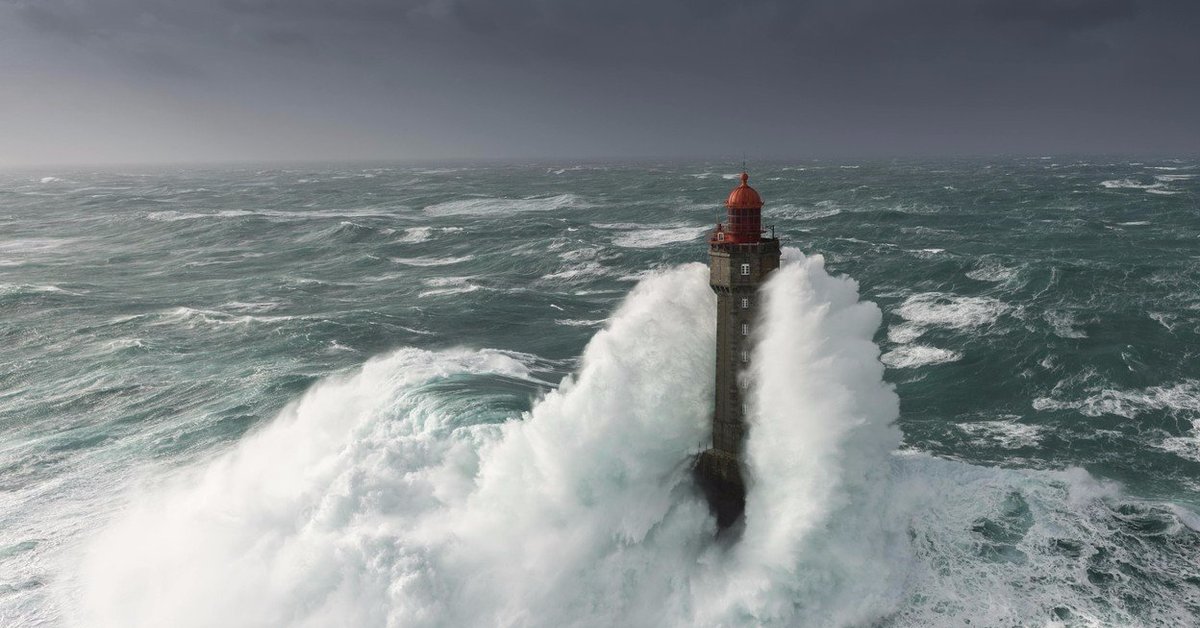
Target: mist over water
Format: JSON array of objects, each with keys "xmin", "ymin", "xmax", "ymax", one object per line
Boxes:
[{"xmin": 3, "ymin": 159, "xmax": 1200, "ymax": 626}]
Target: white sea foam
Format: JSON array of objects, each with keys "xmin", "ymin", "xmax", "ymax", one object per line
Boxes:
[
  {"xmin": 881, "ymin": 344, "xmax": 962, "ymax": 368},
  {"xmin": 417, "ymin": 276, "xmax": 484, "ymax": 298},
  {"xmin": 391, "ymin": 255, "xmax": 475, "ymax": 267},
  {"xmin": 1100, "ymin": 178, "xmax": 1178, "ymax": 194},
  {"xmin": 554, "ymin": 318, "xmax": 606, "ymax": 327},
  {"xmin": 154, "ymin": 306, "xmax": 298, "ymax": 328},
  {"xmin": 966, "ymin": 261, "xmax": 1018, "ymax": 283},
  {"xmin": 423, "ymin": 193, "xmax": 585, "ymax": 216},
  {"xmin": 957, "ymin": 419, "xmax": 1045, "ymax": 449},
  {"xmin": 1101, "ymin": 178, "xmax": 1155, "ymax": 189},
  {"xmin": 772, "ymin": 203, "xmax": 842, "ymax": 221},
  {"xmin": 557, "ymin": 245, "xmax": 609, "ymax": 263},
  {"xmin": 612, "ymin": 226, "xmax": 708, "ymax": 249},
  {"xmin": 1158, "ymin": 420, "xmax": 1200, "ymax": 462},
  {"xmin": 146, "ymin": 210, "xmax": 258, "ymax": 222},
  {"xmin": 398, "ymin": 226, "xmax": 461, "ymax": 243},
  {"xmin": 895, "ymin": 292, "xmax": 1008, "ymax": 330},
  {"xmin": 878, "ymin": 292, "xmax": 1006, "ymax": 368},
  {"xmin": 887, "ymin": 322, "xmax": 925, "ymax": 344},
  {"xmin": 1033, "ymin": 380, "xmax": 1200, "ymax": 419},
  {"xmin": 615, "ymin": 268, "xmax": 666, "ymax": 282},
  {"xmin": 1155, "ymin": 174, "xmax": 1196, "ymax": 182},
  {"xmin": 0, "ymin": 237, "xmax": 77, "ymax": 253},
  {"xmin": 572, "ymin": 289, "xmax": 625, "ymax": 296},
  {"xmin": 1044, "ymin": 310, "xmax": 1087, "ymax": 339},
  {"xmin": 799, "ymin": 207, "xmax": 842, "ymax": 221},
  {"xmin": 539, "ymin": 262, "xmax": 611, "ymax": 282},
  {"xmin": 146, "ymin": 209, "xmax": 400, "ymax": 223},
  {"xmin": 1149, "ymin": 311, "xmax": 1178, "ymax": 332},
  {"xmin": 97, "ymin": 338, "xmax": 148, "ymax": 353},
  {"xmin": 590, "ymin": 222, "xmax": 647, "ymax": 230},
  {"xmin": 398, "ymin": 227, "xmax": 433, "ymax": 242},
  {"xmin": 542, "ymin": 244, "xmax": 618, "ymax": 281},
  {"xmin": 0, "ymin": 283, "xmax": 75, "ymax": 296},
  {"xmin": 219, "ymin": 301, "xmax": 283, "ymax": 314}
]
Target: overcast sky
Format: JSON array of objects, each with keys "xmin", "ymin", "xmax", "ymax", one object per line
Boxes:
[{"xmin": 1, "ymin": 0, "xmax": 1197, "ymax": 166}]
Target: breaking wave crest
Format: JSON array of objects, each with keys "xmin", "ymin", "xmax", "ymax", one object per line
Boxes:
[
  {"xmin": 423, "ymin": 193, "xmax": 586, "ymax": 216},
  {"xmin": 70, "ymin": 256, "xmax": 1200, "ymax": 626},
  {"xmin": 735, "ymin": 249, "xmax": 906, "ymax": 624}
]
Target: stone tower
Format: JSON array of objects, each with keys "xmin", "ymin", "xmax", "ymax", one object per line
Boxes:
[{"xmin": 694, "ymin": 172, "xmax": 781, "ymax": 529}]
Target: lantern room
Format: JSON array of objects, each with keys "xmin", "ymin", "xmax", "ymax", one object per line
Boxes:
[{"xmin": 711, "ymin": 172, "xmax": 764, "ymax": 245}]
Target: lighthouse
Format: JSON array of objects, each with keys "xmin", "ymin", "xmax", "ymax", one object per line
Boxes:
[{"xmin": 694, "ymin": 172, "xmax": 781, "ymax": 529}]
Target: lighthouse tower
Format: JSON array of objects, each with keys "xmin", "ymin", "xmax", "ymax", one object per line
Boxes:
[{"xmin": 694, "ymin": 172, "xmax": 781, "ymax": 529}]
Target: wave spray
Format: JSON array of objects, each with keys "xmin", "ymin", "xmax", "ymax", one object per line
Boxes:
[{"xmin": 72, "ymin": 252, "xmax": 1144, "ymax": 627}]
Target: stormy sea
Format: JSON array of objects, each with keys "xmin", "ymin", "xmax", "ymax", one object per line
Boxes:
[{"xmin": 2, "ymin": 158, "xmax": 1199, "ymax": 627}]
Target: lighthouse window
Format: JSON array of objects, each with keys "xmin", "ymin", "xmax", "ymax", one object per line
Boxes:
[
  {"xmin": 740, "ymin": 263, "xmax": 750, "ymax": 276},
  {"xmin": 717, "ymin": 232, "xmax": 725, "ymax": 242},
  {"xmin": 741, "ymin": 350, "xmax": 749, "ymax": 363},
  {"xmin": 741, "ymin": 323, "xmax": 749, "ymax": 336},
  {"xmin": 741, "ymin": 297, "xmax": 750, "ymax": 309}
]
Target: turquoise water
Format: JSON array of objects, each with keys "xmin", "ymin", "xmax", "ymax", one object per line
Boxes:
[{"xmin": 2, "ymin": 158, "xmax": 1199, "ymax": 626}]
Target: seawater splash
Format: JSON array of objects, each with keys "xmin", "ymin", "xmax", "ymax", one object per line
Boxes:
[
  {"xmin": 67, "ymin": 256, "xmax": 1200, "ymax": 627},
  {"xmin": 729, "ymin": 249, "xmax": 907, "ymax": 625},
  {"xmin": 70, "ymin": 265, "xmax": 717, "ymax": 627},
  {"xmin": 70, "ymin": 347, "xmax": 540, "ymax": 627}
]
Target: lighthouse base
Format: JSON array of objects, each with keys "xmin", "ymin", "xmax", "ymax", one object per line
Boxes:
[{"xmin": 693, "ymin": 449, "xmax": 745, "ymax": 530}]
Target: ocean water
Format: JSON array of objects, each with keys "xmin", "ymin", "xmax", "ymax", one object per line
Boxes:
[{"xmin": 1, "ymin": 158, "xmax": 1199, "ymax": 626}]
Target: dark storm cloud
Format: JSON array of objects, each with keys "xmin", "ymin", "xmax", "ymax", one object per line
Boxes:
[
  {"xmin": 982, "ymin": 0, "xmax": 1140, "ymax": 29},
  {"xmin": 9, "ymin": 0, "xmax": 1180, "ymax": 71},
  {"xmin": 17, "ymin": 3, "xmax": 96, "ymax": 40},
  {"xmin": 1, "ymin": 0, "xmax": 1198, "ymax": 165}
]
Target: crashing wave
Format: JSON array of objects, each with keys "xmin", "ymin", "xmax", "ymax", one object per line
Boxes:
[{"xmin": 71, "ymin": 257, "xmax": 1200, "ymax": 627}]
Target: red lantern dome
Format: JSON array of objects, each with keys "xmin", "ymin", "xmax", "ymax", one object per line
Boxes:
[
  {"xmin": 725, "ymin": 172, "xmax": 763, "ymax": 210},
  {"xmin": 710, "ymin": 172, "xmax": 765, "ymax": 244}
]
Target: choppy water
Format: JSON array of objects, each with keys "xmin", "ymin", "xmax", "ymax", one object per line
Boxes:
[{"xmin": 2, "ymin": 158, "xmax": 1199, "ymax": 626}]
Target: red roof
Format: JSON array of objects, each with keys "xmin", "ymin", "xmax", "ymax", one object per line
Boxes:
[{"xmin": 725, "ymin": 172, "xmax": 763, "ymax": 210}]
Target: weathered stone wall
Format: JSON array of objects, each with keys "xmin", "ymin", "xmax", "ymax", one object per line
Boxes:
[
  {"xmin": 697, "ymin": 238, "xmax": 781, "ymax": 528},
  {"xmin": 707, "ymin": 239, "xmax": 781, "ymax": 457}
]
